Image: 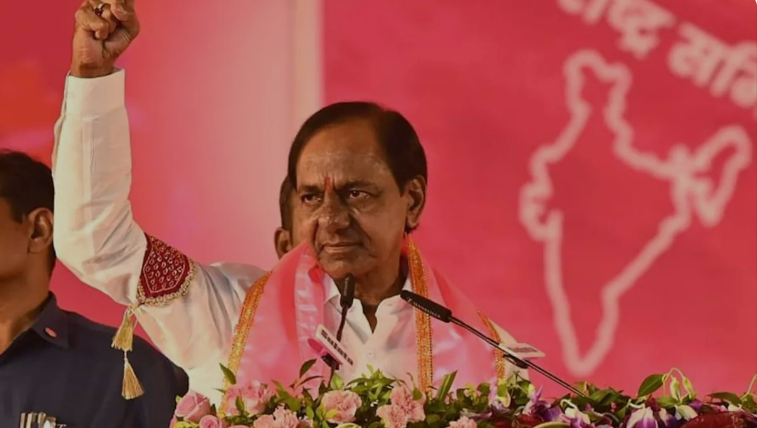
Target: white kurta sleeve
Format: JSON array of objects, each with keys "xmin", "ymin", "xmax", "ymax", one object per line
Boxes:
[{"xmin": 52, "ymin": 70, "xmax": 264, "ymax": 374}]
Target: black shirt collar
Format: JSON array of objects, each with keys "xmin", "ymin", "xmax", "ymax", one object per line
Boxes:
[{"xmin": 28, "ymin": 293, "xmax": 69, "ymax": 349}]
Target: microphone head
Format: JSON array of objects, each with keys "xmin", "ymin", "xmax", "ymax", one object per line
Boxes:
[
  {"xmin": 340, "ymin": 274, "xmax": 355, "ymax": 309},
  {"xmin": 400, "ymin": 290, "xmax": 452, "ymax": 322}
]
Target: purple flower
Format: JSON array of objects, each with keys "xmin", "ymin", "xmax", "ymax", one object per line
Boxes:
[
  {"xmin": 687, "ymin": 399, "xmax": 703, "ymax": 412},
  {"xmin": 627, "ymin": 406, "xmax": 658, "ymax": 428},
  {"xmin": 523, "ymin": 387, "xmax": 563, "ymax": 422},
  {"xmin": 657, "ymin": 408, "xmax": 678, "ymax": 428},
  {"xmin": 561, "ymin": 407, "xmax": 593, "ymax": 428},
  {"xmin": 491, "ymin": 399, "xmax": 508, "ymax": 414}
]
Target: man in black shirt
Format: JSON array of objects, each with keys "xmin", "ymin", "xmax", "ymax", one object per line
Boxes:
[{"xmin": 0, "ymin": 150, "xmax": 188, "ymax": 427}]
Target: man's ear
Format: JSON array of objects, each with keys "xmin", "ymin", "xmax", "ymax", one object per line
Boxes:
[
  {"xmin": 28, "ymin": 208, "xmax": 54, "ymax": 255},
  {"xmin": 274, "ymin": 227, "xmax": 293, "ymax": 259},
  {"xmin": 404, "ymin": 176, "xmax": 427, "ymax": 230}
]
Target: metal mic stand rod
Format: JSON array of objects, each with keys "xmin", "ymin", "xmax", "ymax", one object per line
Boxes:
[{"xmin": 449, "ymin": 316, "xmax": 585, "ymax": 397}]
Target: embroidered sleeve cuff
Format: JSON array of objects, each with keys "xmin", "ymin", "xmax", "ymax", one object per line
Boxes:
[
  {"xmin": 137, "ymin": 234, "xmax": 197, "ymax": 306},
  {"xmin": 65, "ymin": 69, "xmax": 125, "ymax": 116}
]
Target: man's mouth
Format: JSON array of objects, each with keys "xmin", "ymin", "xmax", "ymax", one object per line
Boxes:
[{"xmin": 321, "ymin": 242, "xmax": 360, "ymax": 253}]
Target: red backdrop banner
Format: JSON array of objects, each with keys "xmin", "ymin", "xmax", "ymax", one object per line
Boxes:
[{"xmin": 322, "ymin": 0, "xmax": 757, "ymax": 393}]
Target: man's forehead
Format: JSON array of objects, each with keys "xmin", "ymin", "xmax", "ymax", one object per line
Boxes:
[{"xmin": 297, "ymin": 173, "xmax": 380, "ymax": 189}]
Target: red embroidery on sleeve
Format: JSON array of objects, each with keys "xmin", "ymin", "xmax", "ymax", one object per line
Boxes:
[{"xmin": 137, "ymin": 234, "xmax": 197, "ymax": 306}]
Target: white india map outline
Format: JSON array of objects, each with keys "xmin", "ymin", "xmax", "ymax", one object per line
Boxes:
[{"xmin": 519, "ymin": 49, "xmax": 753, "ymax": 377}]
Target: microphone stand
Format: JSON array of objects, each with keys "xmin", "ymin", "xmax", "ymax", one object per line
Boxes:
[
  {"xmin": 448, "ymin": 316, "xmax": 585, "ymax": 396},
  {"xmin": 400, "ymin": 290, "xmax": 585, "ymax": 397}
]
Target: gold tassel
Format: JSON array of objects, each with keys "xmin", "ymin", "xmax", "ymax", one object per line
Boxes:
[
  {"xmin": 112, "ymin": 306, "xmax": 136, "ymax": 352},
  {"xmin": 122, "ymin": 351, "xmax": 145, "ymax": 399}
]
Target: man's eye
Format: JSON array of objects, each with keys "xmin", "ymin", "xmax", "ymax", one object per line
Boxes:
[
  {"xmin": 347, "ymin": 190, "xmax": 368, "ymax": 199},
  {"xmin": 301, "ymin": 194, "xmax": 321, "ymax": 204}
]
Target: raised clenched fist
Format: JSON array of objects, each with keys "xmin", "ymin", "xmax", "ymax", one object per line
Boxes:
[{"xmin": 71, "ymin": 0, "xmax": 140, "ymax": 78}]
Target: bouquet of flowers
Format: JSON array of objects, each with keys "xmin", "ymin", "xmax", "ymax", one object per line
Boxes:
[{"xmin": 172, "ymin": 361, "xmax": 757, "ymax": 428}]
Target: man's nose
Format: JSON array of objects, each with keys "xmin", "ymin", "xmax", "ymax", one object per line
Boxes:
[{"xmin": 317, "ymin": 188, "xmax": 350, "ymax": 232}]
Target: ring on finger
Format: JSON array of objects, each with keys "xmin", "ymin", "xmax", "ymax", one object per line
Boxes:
[{"xmin": 94, "ymin": 3, "xmax": 106, "ymax": 16}]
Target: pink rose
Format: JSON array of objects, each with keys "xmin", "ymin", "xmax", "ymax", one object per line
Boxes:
[
  {"xmin": 321, "ymin": 390, "xmax": 363, "ymax": 423},
  {"xmin": 226, "ymin": 381, "xmax": 272, "ymax": 416},
  {"xmin": 450, "ymin": 416, "xmax": 478, "ymax": 428},
  {"xmin": 377, "ymin": 404, "xmax": 409, "ymax": 428},
  {"xmin": 199, "ymin": 415, "xmax": 229, "ymax": 428},
  {"xmin": 175, "ymin": 390, "xmax": 212, "ymax": 423},
  {"xmin": 254, "ymin": 414, "xmax": 277, "ymax": 428},
  {"xmin": 389, "ymin": 387, "xmax": 426, "ymax": 423},
  {"xmin": 253, "ymin": 406, "xmax": 301, "ymax": 428},
  {"xmin": 273, "ymin": 406, "xmax": 301, "ymax": 428}
]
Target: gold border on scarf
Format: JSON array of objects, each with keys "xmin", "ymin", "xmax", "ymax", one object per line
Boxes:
[
  {"xmin": 407, "ymin": 238, "xmax": 434, "ymax": 392},
  {"xmin": 478, "ymin": 311, "xmax": 506, "ymax": 380},
  {"xmin": 220, "ymin": 271, "xmax": 271, "ymax": 416}
]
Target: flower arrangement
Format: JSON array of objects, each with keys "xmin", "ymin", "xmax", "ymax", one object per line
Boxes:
[{"xmin": 172, "ymin": 361, "xmax": 757, "ymax": 428}]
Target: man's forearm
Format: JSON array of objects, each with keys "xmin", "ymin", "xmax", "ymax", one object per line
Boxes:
[{"xmin": 52, "ymin": 69, "xmax": 146, "ymax": 305}]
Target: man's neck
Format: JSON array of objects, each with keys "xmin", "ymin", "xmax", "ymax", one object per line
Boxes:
[
  {"xmin": 339, "ymin": 256, "xmax": 406, "ymax": 331},
  {"xmin": 0, "ymin": 276, "xmax": 49, "ymax": 355}
]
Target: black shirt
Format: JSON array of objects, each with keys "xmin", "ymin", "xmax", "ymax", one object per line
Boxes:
[{"xmin": 0, "ymin": 294, "xmax": 189, "ymax": 427}]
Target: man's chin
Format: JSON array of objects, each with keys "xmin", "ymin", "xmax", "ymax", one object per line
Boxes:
[{"xmin": 317, "ymin": 257, "xmax": 369, "ymax": 280}]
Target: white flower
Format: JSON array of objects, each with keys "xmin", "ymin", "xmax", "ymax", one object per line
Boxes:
[
  {"xmin": 627, "ymin": 406, "xmax": 658, "ymax": 428},
  {"xmin": 674, "ymin": 405, "xmax": 697, "ymax": 421}
]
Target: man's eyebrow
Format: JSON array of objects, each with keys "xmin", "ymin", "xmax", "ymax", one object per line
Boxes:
[
  {"xmin": 297, "ymin": 184, "xmax": 322, "ymax": 193},
  {"xmin": 340, "ymin": 180, "xmax": 376, "ymax": 189}
]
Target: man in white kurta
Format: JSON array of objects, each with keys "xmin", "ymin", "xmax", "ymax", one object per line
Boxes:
[
  {"xmin": 52, "ymin": 69, "xmax": 526, "ymax": 401},
  {"xmin": 53, "ymin": 0, "xmax": 525, "ymax": 404}
]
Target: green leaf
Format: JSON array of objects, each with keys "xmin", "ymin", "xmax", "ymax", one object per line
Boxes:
[
  {"xmin": 682, "ymin": 376, "xmax": 696, "ymax": 399},
  {"xmin": 286, "ymin": 396, "xmax": 302, "ymax": 412},
  {"xmin": 740, "ymin": 394, "xmax": 756, "ymax": 412},
  {"xmin": 589, "ymin": 389, "xmax": 610, "ymax": 404},
  {"xmin": 331, "ymin": 373, "xmax": 345, "ymax": 390},
  {"xmin": 709, "ymin": 392, "xmax": 743, "ymax": 405},
  {"xmin": 325, "ymin": 409, "xmax": 339, "ymax": 420},
  {"xmin": 574, "ymin": 381, "xmax": 590, "ymax": 394},
  {"xmin": 600, "ymin": 391, "xmax": 622, "ymax": 408},
  {"xmin": 656, "ymin": 396, "xmax": 678, "ymax": 408},
  {"xmin": 220, "ymin": 363, "xmax": 237, "ymax": 385},
  {"xmin": 497, "ymin": 382, "xmax": 509, "ymax": 397},
  {"xmin": 412, "ymin": 387, "xmax": 423, "ymax": 400},
  {"xmin": 298, "ymin": 376, "xmax": 323, "ymax": 388},
  {"xmin": 174, "ymin": 422, "xmax": 199, "ymax": 428},
  {"xmin": 300, "ymin": 359, "xmax": 317, "ymax": 378},
  {"xmin": 437, "ymin": 372, "xmax": 457, "ymax": 402},
  {"xmin": 637, "ymin": 374, "xmax": 665, "ymax": 397},
  {"xmin": 477, "ymin": 383, "xmax": 491, "ymax": 397},
  {"xmin": 306, "ymin": 407, "xmax": 315, "ymax": 420},
  {"xmin": 236, "ymin": 397, "xmax": 246, "ymax": 414},
  {"xmin": 669, "ymin": 377, "xmax": 682, "ymax": 401},
  {"xmin": 616, "ymin": 406, "xmax": 628, "ymax": 420}
]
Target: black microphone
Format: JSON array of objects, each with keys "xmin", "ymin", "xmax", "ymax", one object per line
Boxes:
[
  {"xmin": 328, "ymin": 274, "xmax": 356, "ymax": 383},
  {"xmin": 399, "ymin": 290, "xmax": 586, "ymax": 397},
  {"xmin": 336, "ymin": 274, "xmax": 355, "ymax": 342}
]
